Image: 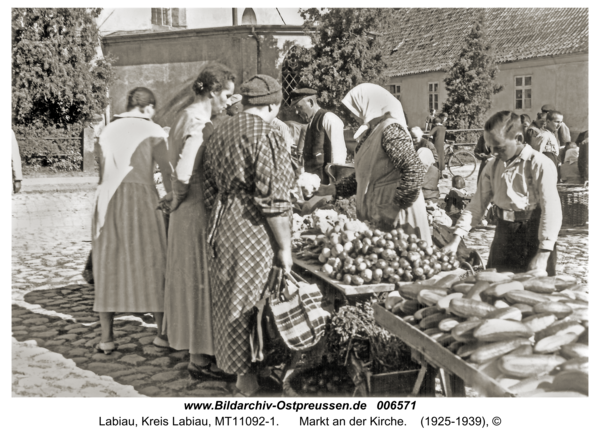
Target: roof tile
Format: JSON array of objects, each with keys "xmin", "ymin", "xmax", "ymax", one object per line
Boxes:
[{"xmin": 382, "ymin": 8, "xmax": 588, "ymax": 77}]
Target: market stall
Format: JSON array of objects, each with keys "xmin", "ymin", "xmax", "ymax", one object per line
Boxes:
[{"xmin": 287, "ymin": 202, "xmax": 588, "ymax": 398}]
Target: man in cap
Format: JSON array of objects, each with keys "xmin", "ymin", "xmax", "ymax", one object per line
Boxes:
[
  {"xmin": 290, "ymin": 88, "xmax": 347, "ymax": 184},
  {"xmin": 425, "ymin": 108, "xmax": 436, "ymax": 132},
  {"xmin": 541, "ymin": 104, "xmax": 570, "ymax": 148}
]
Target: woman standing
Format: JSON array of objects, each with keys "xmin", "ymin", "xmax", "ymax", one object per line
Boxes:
[
  {"xmin": 161, "ymin": 63, "xmax": 236, "ymax": 378},
  {"xmin": 317, "ymin": 83, "xmax": 431, "ymax": 243},
  {"xmin": 203, "ymin": 75, "xmax": 294, "ymax": 396},
  {"xmin": 92, "ymin": 87, "xmax": 172, "ymax": 354}
]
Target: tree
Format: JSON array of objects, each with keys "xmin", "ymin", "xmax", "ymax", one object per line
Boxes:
[
  {"xmin": 295, "ymin": 8, "xmax": 390, "ymax": 121},
  {"xmin": 12, "ymin": 8, "xmax": 115, "ymax": 171},
  {"xmin": 442, "ymin": 12, "xmax": 503, "ymax": 137},
  {"xmin": 12, "ymin": 8, "xmax": 114, "ymax": 129}
]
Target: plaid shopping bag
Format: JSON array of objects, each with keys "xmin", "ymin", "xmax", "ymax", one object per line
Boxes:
[{"xmin": 268, "ymin": 270, "xmax": 330, "ymax": 352}]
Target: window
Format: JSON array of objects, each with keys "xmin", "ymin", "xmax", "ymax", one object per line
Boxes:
[
  {"xmin": 389, "ymin": 85, "xmax": 401, "ymax": 100},
  {"xmin": 282, "ymin": 46, "xmax": 301, "ymax": 107},
  {"xmin": 515, "ymin": 75, "xmax": 532, "ymax": 110},
  {"xmin": 151, "ymin": 8, "xmax": 187, "ymax": 28},
  {"xmin": 428, "ymin": 82, "xmax": 439, "ymax": 111}
]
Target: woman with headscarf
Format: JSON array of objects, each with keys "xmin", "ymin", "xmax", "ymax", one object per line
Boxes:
[
  {"xmin": 317, "ymin": 83, "xmax": 430, "ymax": 243},
  {"xmin": 160, "ymin": 63, "xmax": 236, "ymax": 379},
  {"xmin": 560, "ymin": 145, "xmax": 583, "ymax": 184},
  {"xmin": 92, "ymin": 87, "xmax": 172, "ymax": 354}
]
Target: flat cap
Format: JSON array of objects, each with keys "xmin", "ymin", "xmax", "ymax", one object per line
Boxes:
[
  {"xmin": 541, "ymin": 104, "xmax": 556, "ymax": 112},
  {"xmin": 290, "ymin": 88, "xmax": 318, "ymax": 105},
  {"xmin": 240, "ymin": 75, "xmax": 282, "ymax": 105}
]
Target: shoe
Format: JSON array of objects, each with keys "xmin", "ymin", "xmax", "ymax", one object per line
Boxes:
[
  {"xmin": 187, "ymin": 362, "xmax": 235, "ymax": 381},
  {"xmin": 152, "ymin": 336, "xmax": 170, "ymax": 348},
  {"xmin": 95, "ymin": 342, "xmax": 116, "ymax": 355}
]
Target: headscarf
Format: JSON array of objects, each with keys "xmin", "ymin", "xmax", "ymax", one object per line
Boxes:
[
  {"xmin": 341, "ymin": 83, "xmax": 408, "ymax": 139},
  {"xmin": 565, "ymin": 147, "xmax": 579, "ymax": 165}
]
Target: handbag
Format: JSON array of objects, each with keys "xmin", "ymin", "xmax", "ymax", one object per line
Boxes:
[{"xmin": 268, "ymin": 269, "xmax": 330, "ymax": 352}]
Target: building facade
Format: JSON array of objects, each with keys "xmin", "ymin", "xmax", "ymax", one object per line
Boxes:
[{"xmin": 382, "ymin": 8, "xmax": 588, "ymax": 138}]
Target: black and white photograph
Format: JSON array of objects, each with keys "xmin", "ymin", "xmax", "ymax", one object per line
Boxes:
[{"xmin": 8, "ymin": 2, "xmax": 592, "ymax": 431}]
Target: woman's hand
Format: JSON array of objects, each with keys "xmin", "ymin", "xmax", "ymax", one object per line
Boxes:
[
  {"xmin": 441, "ymin": 235, "xmax": 461, "ymax": 256},
  {"xmin": 277, "ymin": 247, "xmax": 293, "ymax": 273},
  {"xmin": 157, "ymin": 192, "xmax": 173, "ymax": 214}
]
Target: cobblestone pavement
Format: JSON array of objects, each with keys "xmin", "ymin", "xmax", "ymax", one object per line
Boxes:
[{"xmin": 12, "ymin": 182, "xmax": 588, "ymax": 397}]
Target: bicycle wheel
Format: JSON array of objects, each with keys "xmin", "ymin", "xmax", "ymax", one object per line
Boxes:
[{"xmin": 448, "ymin": 150, "xmax": 477, "ymax": 179}]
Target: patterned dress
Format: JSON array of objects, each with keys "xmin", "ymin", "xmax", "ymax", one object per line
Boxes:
[{"xmin": 203, "ymin": 112, "xmax": 294, "ymax": 375}]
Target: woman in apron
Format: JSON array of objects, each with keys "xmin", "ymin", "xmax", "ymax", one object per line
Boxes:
[{"xmin": 317, "ymin": 83, "xmax": 430, "ymax": 243}]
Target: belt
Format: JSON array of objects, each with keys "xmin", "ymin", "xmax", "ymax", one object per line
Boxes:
[{"xmin": 494, "ymin": 206, "xmax": 535, "ymax": 223}]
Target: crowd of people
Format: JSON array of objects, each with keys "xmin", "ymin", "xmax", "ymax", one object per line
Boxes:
[{"xmin": 88, "ymin": 59, "xmax": 586, "ymax": 397}]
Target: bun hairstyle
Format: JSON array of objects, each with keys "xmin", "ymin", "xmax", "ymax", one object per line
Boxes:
[
  {"xmin": 126, "ymin": 87, "xmax": 156, "ymax": 111},
  {"xmin": 192, "ymin": 62, "xmax": 236, "ymax": 96},
  {"xmin": 484, "ymin": 111, "xmax": 524, "ymax": 144}
]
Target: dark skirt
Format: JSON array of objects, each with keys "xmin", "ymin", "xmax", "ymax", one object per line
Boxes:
[{"xmin": 487, "ymin": 208, "xmax": 557, "ymax": 276}]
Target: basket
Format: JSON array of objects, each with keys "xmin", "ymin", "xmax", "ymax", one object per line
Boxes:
[{"xmin": 557, "ymin": 183, "xmax": 588, "ymax": 226}]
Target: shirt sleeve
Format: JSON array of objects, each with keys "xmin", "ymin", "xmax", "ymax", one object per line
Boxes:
[
  {"xmin": 322, "ymin": 112, "xmax": 347, "ymax": 164},
  {"xmin": 175, "ymin": 122, "xmax": 213, "ymax": 184},
  {"xmin": 381, "ymin": 124, "xmax": 426, "ymax": 209},
  {"xmin": 558, "ymin": 123, "xmax": 571, "ymax": 145},
  {"xmin": 252, "ymin": 130, "xmax": 294, "ymax": 217},
  {"xmin": 534, "ymin": 157, "xmax": 562, "ymax": 250},
  {"xmin": 454, "ymin": 158, "xmax": 496, "ymax": 237}
]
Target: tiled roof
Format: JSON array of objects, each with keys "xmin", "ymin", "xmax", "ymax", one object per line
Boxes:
[{"xmin": 382, "ymin": 8, "xmax": 588, "ymax": 77}]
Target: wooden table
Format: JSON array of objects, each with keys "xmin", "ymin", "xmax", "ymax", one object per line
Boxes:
[{"xmin": 373, "ymin": 304, "xmax": 513, "ymax": 397}]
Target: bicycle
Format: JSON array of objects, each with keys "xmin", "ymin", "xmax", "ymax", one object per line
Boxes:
[{"xmin": 444, "ymin": 141, "xmax": 477, "ymax": 179}]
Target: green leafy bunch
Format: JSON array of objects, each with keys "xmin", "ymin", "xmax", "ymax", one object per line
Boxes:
[
  {"xmin": 295, "ymin": 8, "xmax": 390, "ymax": 125},
  {"xmin": 326, "ymin": 301, "xmax": 414, "ymax": 374},
  {"xmin": 442, "ymin": 12, "xmax": 503, "ymax": 140}
]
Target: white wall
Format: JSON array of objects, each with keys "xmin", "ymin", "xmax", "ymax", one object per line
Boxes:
[
  {"xmin": 387, "ymin": 53, "xmax": 588, "ymax": 136},
  {"xmin": 98, "ymin": 8, "xmax": 303, "ymax": 35}
]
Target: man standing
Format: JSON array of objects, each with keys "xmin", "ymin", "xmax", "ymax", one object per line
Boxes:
[
  {"xmin": 290, "ymin": 88, "xmax": 347, "ymax": 184},
  {"xmin": 12, "ymin": 129, "xmax": 23, "ymax": 193},
  {"xmin": 524, "ymin": 112, "xmax": 545, "ymax": 146},
  {"xmin": 531, "ymin": 110, "xmax": 562, "ymax": 177},
  {"xmin": 440, "ymin": 112, "xmax": 449, "ymax": 126},
  {"xmin": 541, "ymin": 104, "xmax": 570, "ymax": 147},
  {"xmin": 425, "ymin": 109, "xmax": 436, "ymax": 132},
  {"xmin": 411, "ymin": 128, "xmax": 439, "ymax": 202},
  {"xmin": 474, "ymin": 134, "xmax": 493, "ymax": 183},
  {"xmin": 443, "ymin": 111, "xmax": 561, "ymax": 276},
  {"xmin": 429, "ymin": 117, "xmax": 447, "ymax": 178}
]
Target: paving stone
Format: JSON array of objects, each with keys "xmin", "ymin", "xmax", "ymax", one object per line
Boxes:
[
  {"xmin": 142, "ymin": 345, "xmax": 170, "ymax": 357},
  {"xmin": 12, "ymin": 330, "xmax": 29, "ymax": 337},
  {"xmin": 67, "ymin": 328, "xmax": 91, "ymax": 334},
  {"xmin": 119, "ymin": 324, "xmax": 144, "ymax": 332},
  {"xmin": 197, "ymin": 380, "xmax": 229, "ymax": 391},
  {"xmin": 65, "ymin": 348, "xmax": 90, "ymax": 357},
  {"xmin": 85, "ymin": 362, "xmax": 128, "ymax": 374},
  {"xmin": 138, "ymin": 386, "xmax": 162, "ymax": 397},
  {"xmin": 162, "ymin": 379, "xmax": 194, "ymax": 391},
  {"xmin": 84, "ymin": 332, "xmax": 100, "ymax": 339},
  {"xmin": 12, "ymin": 318, "xmax": 23, "ymax": 323},
  {"xmin": 54, "ymin": 345, "xmax": 73, "ymax": 355},
  {"xmin": 43, "ymin": 339, "xmax": 67, "ymax": 347},
  {"xmin": 71, "ymin": 338, "xmax": 89, "ymax": 347},
  {"xmin": 71, "ymin": 357, "xmax": 89, "ymax": 365},
  {"xmin": 119, "ymin": 374, "xmax": 147, "ymax": 384},
  {"xmin": 23, "ymin": 317, "xmax": 50, "ymax": 325},
  {"xmin": 91, "ymin": 352, "xmax": 123, "ymax": 361},
  {"xmin": 149, "ymin": 357, "xmax": 173, "ymax": 367},
  {"xmin": 29, "ymin": 326, "xmax": 51, "ymax": 332},
  {"xmin": 71, "ymin": 305, "xmax": 91, "ymax": 312},
  {"xmin": 139, "ymin": 336, "xmax": 157, "ymax": 345},
  {"xmin": 130, "ymin": 332, "xmax": 154, "ymax": 339},
  {"xmin": 169, "ymin": 350, "xmax": 190, "ymax": 360},
  {"xmin": 150, "ymin": 370, "xmax": 181, "ymax": 383},
  {"xmin": 119, "ymin": 355, "xmax": 147, "ymax": 366},
  {"xmin": 110, "ymin": 369, "xmax": 138, "ymax": 378},
  {"xmin": 55, "ymin": 333, "xmax": 78, "ymax": 341},
  {"xmin": 115, "ymin": 343, "xmax": 138, "ymax": 352},
  {"xmin": 76, "ymin": 317, "xmax": 98, "ymax": 323},
  {"xmin": 12, "ymin": 309, "xmax": 29, "ymax": 317},
  {"xmin": 131, "ymin": 365, "xmax": 161, "ymax": 374}
]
